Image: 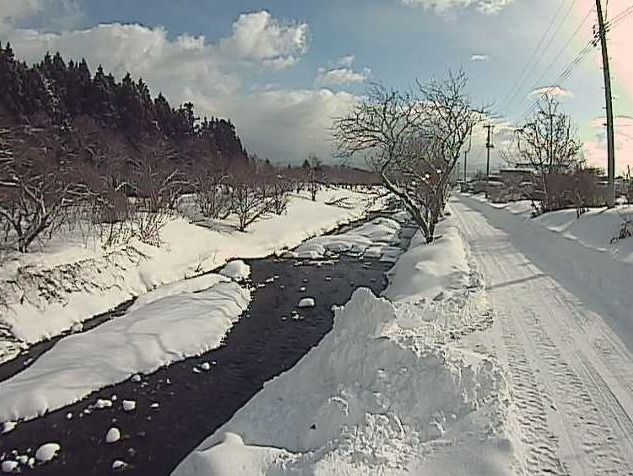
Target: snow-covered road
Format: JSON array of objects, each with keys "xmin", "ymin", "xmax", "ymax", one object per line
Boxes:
[{"xmin": 453, "ymin": 197, "xmax": 633, "ymax": 475}]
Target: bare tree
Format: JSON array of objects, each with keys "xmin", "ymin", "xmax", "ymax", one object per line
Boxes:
[
  {"xmin": 194, "ymin": 163, "xmax": 232, "ymax": 220},
  {"xmin": 333, "ymin": 72, "xmax": 484, "ymax": 242},
  {"xmin": 0, "ymin": 121, "xmax": 93, "ymax": 252},
  {"xmin": 514, "ymin": 95, "xmax": 582, "ymax": 212},
  {"xmin": 228, "ymin": 166, "xmax": 272, "ymax": 232},
  {"xmin": 302, "ymin": 155, "xmax": 325, "ymax": 201}
]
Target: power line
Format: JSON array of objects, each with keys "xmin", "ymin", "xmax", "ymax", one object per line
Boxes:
[
  {"xmin": 516, "ymin": 38, "xmax": 594, "ymax": 122},
  {"xmin": 499, "ymin": 0, "xmax": 574, "ymax": 112},
  {"xmin": 515, "ymin": 7, "xmax": 594, "ymax": 112},
  {"xmin": 517, "ymin": 2, "xmax": 633, "ymax": 123}
]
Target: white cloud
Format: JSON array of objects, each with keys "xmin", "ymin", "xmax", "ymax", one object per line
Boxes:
[
  {"xmin": 400, "ymin": 0, "xmax": 515, "ymax": 14},
  {"xmin": 0, "ymin": 0, "xmax": 42, "ymax": 24},
  {"xmin": 471, "ymin": 54, "xmax": 489, "ymax": 61},
  {"xmin": 190, "ymin": 88, "xmax": 359, "ymax": 162},
  {"xmin": 219, "ymin": 11, "xmax": 308, "ymax": 66},
  {"xmin": 315, "ymin": 67, "xmax": 368, "ymax": 86},
  {"xmin": 530, "ymin": 86, "xmax": 574, "ymax": 98}
]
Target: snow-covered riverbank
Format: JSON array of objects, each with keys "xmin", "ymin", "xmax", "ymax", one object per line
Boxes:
[{"xmin": 0, "ymin": 188, "xmax": 384, "ymax": 362}]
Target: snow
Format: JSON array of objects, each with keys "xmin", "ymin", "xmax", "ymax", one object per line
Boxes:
[
  {"xmin": 218, "ymin": 260, "xmax": 251, "ymax": 282},
  {"xmin": 112, "ymin": 460, "xmax": 128, "ymax": 470},
  {"xmin": 34, "ymin": 442, "xmax": 61, "ymax": 462},
  {"xmin": 127, "ymin": 273, "xmax": 229, "ymax": 313},
  {"xmin": 94, "ymin": 398, "xmax": 113, "ymax": 409},
  {"xmin": 461, "ymin": 196, "xmax": 633, "ymax": 350},
  {"xmin": 0, "ymin": 188, "xmax": 383, "ymax": 361},
  {"xmin": 297, "ymin": 297, "xmax": 315, "ymax": 308},
  {"xmin": 294, "ymin": 216, "xmax": 402, "ymax": 260},
  {"xmin": 382, "ymin": 221, "xmax": 470, "ymax": 303},
  {"xmin": 0, "ymin": 279, "xmax": 249, "ymax": 422},
  {"xmin": 451, "ymin": 195, "xmax": 633, "ymax": 474},
  {"xmin": 173, "ymin": 215, "xmax": 512, "ymax": 476},
  {"xmin": 122, "ymin": 400, "xmax": 136, "ymax": 412},
  {"xmin": 1, "ymin": 461, "xmax": 18, "ymax": 473},
  {"xmin": 1, "ymin": 421, "xmax": 16, "ymax": 434},
  {"xmin": 106, "ymin": 427, "xmax": 121, "ymax": 444}
]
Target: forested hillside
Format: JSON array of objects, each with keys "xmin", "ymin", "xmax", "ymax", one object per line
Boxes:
[{"xmin": 0, "ymin": 42, "xmax": 247, "ymax": 165}]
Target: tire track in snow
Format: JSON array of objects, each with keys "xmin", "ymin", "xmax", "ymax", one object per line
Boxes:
[
  {"xmin": 519, "ymin": 305, "xmax": 632, "ymax": 475},
  {"xmin": 452, "ymin": 198, "xmax": 633, "ymax": 475},
  {"xmin": 499, "ymin": 309, "xmax": 570, "ymax": 475}
]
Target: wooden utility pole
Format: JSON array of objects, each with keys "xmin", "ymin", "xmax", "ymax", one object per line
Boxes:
[
  {"xmin": 595, "ymin": 0, "xmax": 616, "ymax": 207},
  {"xmin": 463, "ymin": 127, "xmax": 473, "ymax": 183},
  {"xmin": 485, "ymin": 124, "xmax": 494, "ymax": 198}
]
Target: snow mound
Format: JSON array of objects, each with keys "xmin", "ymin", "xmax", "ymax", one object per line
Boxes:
[
  {"xmin": 173, "ymin": 288, "xmax": 508, "ymax": 475},
  {"xmin": 218, "ymin": 260, "xmax": 251, "ymax": 282},
  {"xmin": 383, "ymin": 219, "xmax": 470, "ymax": 303},
  {"xmin": 294, "ymin": 217, "xmax": 402, "ymax": 260},
  {"xmin": 0, "ymin": 281, "xmax": 250, "ymax": 422},
  {"xmin": 128, "ymin": 273, "xmax": 229, "ymax": 313}
]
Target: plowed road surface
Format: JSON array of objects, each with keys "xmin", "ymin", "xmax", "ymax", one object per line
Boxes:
[{"xmin": 453, "ymin": 196, "xmax": 633, "ymax": 476}]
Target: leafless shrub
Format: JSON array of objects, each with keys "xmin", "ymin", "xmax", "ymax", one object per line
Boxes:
[
  {"xmin": 0, "ymin": 119, "xmax": 94, "ymax": 252},
  {"xmin": 228, "ymin": 168, "xmax": 272, "ymax": 232}
]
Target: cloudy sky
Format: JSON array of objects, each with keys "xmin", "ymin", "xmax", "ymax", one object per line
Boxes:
[{"xmin": 1, "ymin": 0, "xmax": 632, "ymax": 173}]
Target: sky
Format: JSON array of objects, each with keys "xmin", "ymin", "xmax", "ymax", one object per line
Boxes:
[{"xmin": 0, "ymin": 0, "xmax": 632, "ymax": 173}]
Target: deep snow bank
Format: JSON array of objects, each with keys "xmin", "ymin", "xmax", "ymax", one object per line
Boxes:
[
  {"xmin": 172, "ymin": 216, "xmax": 512, "ymax": 476},
  {"xmin": 0, "ymin": 188, "xmax": 382, "ymax": 360},
  {"xmin": 0, "ymin": 278, "xmax": 249, "ymax": 422}
]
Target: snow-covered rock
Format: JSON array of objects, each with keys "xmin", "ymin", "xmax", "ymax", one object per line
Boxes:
[
  {"xmin": 35, "ymin": 442, "xmax": 61, "ymax": 462},
  {"xmin": 219, "ymin": 260, "xmax": 251, "ymax": 282},
  {"xmin": 112, "ymin": 460, "xmax": 128, "ymax": 470},
  {"xmin": 94, "ymin": 398, "xmax": 112, "ymax": 409},
  {"xmin": 297, "ymin": 298, "xmax": 315, "ymax": 308},
  {"xmin": 200, "ymin": 362, "xmax": 211, "ymax": 371},
  {"xmin": 122, "ymin": 400, "xmax": 136, "ymax": 412},
  {"xmin": 105, "ymin": 427, "xmax": 121, "ymax": 444},
  {"xmin": 1, "ymin": 461, "xmax": 18, "ymax": 473}
]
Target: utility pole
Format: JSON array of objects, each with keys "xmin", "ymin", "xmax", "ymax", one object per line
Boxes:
[
  {"xmin": 484, "ymin": 124, "xmax": 494, "ymax": 198},
  {"xmin": 595, "ymin": 0, "xmax": 616, "ymax": 207},
  {"xmin": 463, "ymin": 127, "xmax": 473, "ymax": 184}
]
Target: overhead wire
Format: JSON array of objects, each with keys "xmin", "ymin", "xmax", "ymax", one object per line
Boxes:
[
  {"xmin": 499, "ymin": 0, "xmax": 574, "ymax": 112},
  {"xmin": 517, "ymin": 2, "xmax": 633, "ymax": 123}
]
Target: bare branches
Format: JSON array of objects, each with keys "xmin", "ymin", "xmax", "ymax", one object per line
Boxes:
[
  {"xmin": 0, "ymin": 121, "xmax": 94, "ymax": 252},
  {"xmin": 333, "ymin": 71, "xmax": 485, "ymax": 242},
  {"xmin": 514, "ymin": 94, "xmax": 582, "ymax": 212}
]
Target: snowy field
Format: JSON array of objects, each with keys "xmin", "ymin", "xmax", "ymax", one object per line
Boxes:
[
  {"xmin": 3, "ymin": 189, "xmax": 633, "ymax": 475},
  {"xmin": 0, "ymin": 188, "xmax": 385, "ymax": 363}
]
